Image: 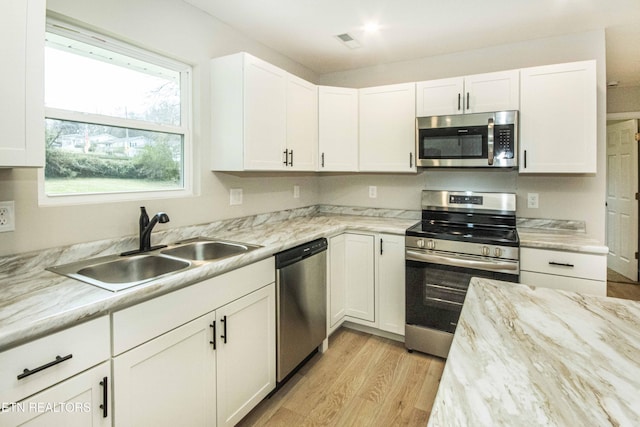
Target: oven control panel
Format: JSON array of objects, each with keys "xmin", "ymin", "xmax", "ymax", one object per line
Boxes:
[{"xmin": 449, "ymin": 195, "xmax": 483, "ymax": 205}]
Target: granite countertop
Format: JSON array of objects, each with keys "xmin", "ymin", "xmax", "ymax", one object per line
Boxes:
[
  {"xmin": 0, "ymin": 206, "xmax": 417, "ymax": 351},
  {"xmin": 517, "ymin": 218, "xmax": 608, "ymax": 255},
  {"xmin": 428, "ymin": 278, "xmax": 640, "ymax": 426}
]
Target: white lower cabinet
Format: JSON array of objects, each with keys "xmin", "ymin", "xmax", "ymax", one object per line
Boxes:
[
  {"xmin": 0, "ymin": 362, "xmax": 111, "ymax": 427},
  {"xmin": 520, "ymin": 247, "xmax": 606, "ymax": 296},
  {"xmin": 328, "ymin": 232, "xmax": 405, "ymax": 337},
  {"xmin": 113, "ymin": 283, "xmax": 275, "ymax": 427},
  {"xmin": 111, "ymin": 258, "xmax": 276, "ymax": 426}
]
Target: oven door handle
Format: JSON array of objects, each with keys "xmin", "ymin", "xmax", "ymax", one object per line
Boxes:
[{"xmin": 406, "ymin": 249, "xmax": 519, "ymax": 272}]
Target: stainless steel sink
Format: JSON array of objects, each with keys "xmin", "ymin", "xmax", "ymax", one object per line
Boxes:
[
  {"xmin": 160, "ymin": 239, "xmax": 260, "ymax": 261},
  {"xmin": 47, "ymin": 237, "xmax": 261, "ymax": 292}
]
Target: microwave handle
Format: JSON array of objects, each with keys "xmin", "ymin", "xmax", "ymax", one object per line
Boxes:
[{"xmin": 487, "ymin": 117, "xmax": 494, "ymax": 166}]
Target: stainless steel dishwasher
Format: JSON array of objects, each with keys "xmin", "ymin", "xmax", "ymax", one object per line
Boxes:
[{"xmin": 275, "ymin": 238, "xmax": 327, "ymax": 383}]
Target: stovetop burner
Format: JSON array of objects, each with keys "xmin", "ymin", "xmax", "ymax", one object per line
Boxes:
[{"xmin": 406, "ymin": 221, "xmax": 519, "ymax": 247}]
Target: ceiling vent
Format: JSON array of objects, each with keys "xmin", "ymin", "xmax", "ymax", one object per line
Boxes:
[{"xmin": 335, "ymin": 32, "xmax": 361, "ymax": 49}]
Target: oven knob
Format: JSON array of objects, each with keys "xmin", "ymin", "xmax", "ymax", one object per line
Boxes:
[
  {"xmin": 481, "ymin": 246, "xmax": 490, "ymax": 256},
  {"xmin": 427, "ymin": 240, "xmax": 435, "ymax": 250},
  {"xmin": 417, "ymin": 239, "xmax": 425, "ymax": 248},
  {"xmin": 494, "ymin": 248, "xmax": 503, "ymax": 257}
]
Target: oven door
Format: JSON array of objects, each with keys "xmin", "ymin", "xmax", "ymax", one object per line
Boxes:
[
  {"xmin": 406, "ymin": 255, "xmax": 518, "ymax": 334},
  {"xmin": 417, "ymin": 125, "xmax": 488, "ymax": 167}
]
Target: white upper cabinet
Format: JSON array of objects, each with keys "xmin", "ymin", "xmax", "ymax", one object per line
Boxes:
[
  {"xmin": 211, "ymin": 52, "xmax": 317, "ymax": 171},
  {"xmin": 0, "ymin": 0, "xmax": 45, "ymax": 167},
  {"xmin": 519, "ymin": 60, "xmax": 597, "ymax": 173},
  {"xmin": 359, "ymin": 83, "xmax": 416, "ymax": 173},
  {"xmin": 318, "ymin": 86, "xmax": 359, "ymax": 171},
  {"xmin": 416, "ymin": 70, "xmax": 519, "ymax": 116}
]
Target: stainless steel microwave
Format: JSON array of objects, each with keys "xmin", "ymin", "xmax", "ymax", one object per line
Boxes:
[{"xmin": 416, "ymin": 110, "xmax": 518, "ymax": 168}]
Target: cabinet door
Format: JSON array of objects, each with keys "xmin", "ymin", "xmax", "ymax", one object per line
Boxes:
[
  {"xmin": 0, "ymin": 0, "xmax": 45, "ymax": 167},
  {"xmin": 465, "ymin": 70, "xmax": 519, "ymax": 114},
  {"xmin": 286, "ymin": 75, "xmax": 317, "ymax": 170},
  {"xmin": 377, "ymin": 234, "xmax": 406, "ymax": 335},
  {"xmin": 359, "ymin": 83, "xmax": 416, "ymax": 172},
  {"xmin": 113, "ymin": 314, "xmax": 216, "ymax": 427},
  {"xmin": 416, "ymin": 77, "xmax": 464, "ymax": 116},
  {"xmin": 0, "ymin": 362, "xmax": 111, "ymax": 427},
  {"xmin": 344, "ymin": 234, "xmax": 375, "ymax": 322},
  {"xmin": 216, "ymin": 283, "xmax": 276, "ymax": 427},
  {"xmin": 519, "ymin": 60, "xmax": 597, "ymax": 173},
  {"xmin": 318, "ymin": 86, "xmax": 359, "ymax": 171},
  {"xmin": 243, "ymin": 55, "xmax": 287, "ymax": 170},
  {"xmin": 328, "ymin": 234, "xmax": 347, "ymax": 329}
]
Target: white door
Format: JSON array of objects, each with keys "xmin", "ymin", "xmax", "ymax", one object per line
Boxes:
[
  {"xmin": 606, "ymin": 119, "xmax": 638, "ymax": 281},
  {"xmin": 318, "ymin": 86, "xmax": 359, "ymax": 171},
  {"xmin": 416, "ymin": 77, "xmax": 463, "ymax": 116},
  {"xmin": 377, "ymin": 234, "xmax": 406, "ymax": 335},
  {"xmin": 344, "ymin": 233, "xmax": 375, "ymax": 322},
  {"xmin": 243, "ymin": 55, "xmax": 287, "ymax": 170},
  {"xmin": 286, "ymin": 75, "xmax": 317, "ymax": 170},
  {"xmin": 465, "ymin": 70, "xmax": 520, "ymax": 114},
  {"xmin": 216, "ymin": 284, "xmax": 276, "ymax": 427},
  {"xmin": 113, "ymin": 314, "xmax": 216, "ymax": 427},
  {"xmin": 328, "ymin": 234, "xmax": 347, "ymax": 330},
  {"xmin": 359, "ymin": 83, "xmax": 416, "ymax": 172}
]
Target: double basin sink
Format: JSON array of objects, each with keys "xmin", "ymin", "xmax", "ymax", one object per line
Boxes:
[{"xmin": 47, "ymin": 237, "xmax": 261, "ymax": 292}]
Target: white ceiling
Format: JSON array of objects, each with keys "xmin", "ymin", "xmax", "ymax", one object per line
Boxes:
[{"xmin": 185, "ymin": 0, "xmax": 640, "ymax": 87}]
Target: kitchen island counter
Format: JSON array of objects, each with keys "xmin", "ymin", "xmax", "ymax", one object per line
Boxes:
[{"xmin": 428, "ymin": 277, "xmax": 640, "ymax": 426}]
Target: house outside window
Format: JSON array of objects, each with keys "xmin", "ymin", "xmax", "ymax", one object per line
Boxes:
[{"xmin": 40, "ymin": 19, "xmax": 192, "ymax": 205}]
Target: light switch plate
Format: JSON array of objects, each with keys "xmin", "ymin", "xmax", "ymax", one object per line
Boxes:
[
  {"xmin": 369, "ymin": 186, "xmax": 377, "ymax": 199},
  {"xmin": 0, "ymin": 201, "xmax": 15, "ymax": 232},
  {"xmin": 293, "ymin": 185, "xmax": 300, "ymax": 199},
  {"xmin": 527, "ymin": 193, "xmax": 539, "ymax": 209},
  {"xmin": 230, "ymin": 188, "xmax": 243, "ymax": 205}
]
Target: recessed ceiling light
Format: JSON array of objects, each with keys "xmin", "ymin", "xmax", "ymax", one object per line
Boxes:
[{"xmin": 363, "ymin": 22, "xmax": 381, "ymax": 33}]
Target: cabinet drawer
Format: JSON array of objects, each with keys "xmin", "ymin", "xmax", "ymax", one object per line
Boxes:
[
  {"xmin": 520, "ymin": 271, "xmax": 606, "ymax": 296},
  {"xmin": 113, "ymin": 258, "xmax": 275, "ymax": 355},
  {"xmin": 520, "ymin": 247, "xmax": 606, "ymax": 281},
  {"xmin": 0, "ymin": 316, "xmax": 110, "ymax": 404}
]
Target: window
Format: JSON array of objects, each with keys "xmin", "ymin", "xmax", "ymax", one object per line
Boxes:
[{"xmin": 40, "ymin": 20, "xmax": 192, "ymax": 204}]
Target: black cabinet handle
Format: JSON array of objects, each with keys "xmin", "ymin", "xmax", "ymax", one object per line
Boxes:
[
  {"xmin": 321, "ymin": 152, "xmax": 325, "ymax": 168},
  {"xmin": 466, "ymin": 92, "xmax": 470, "ymax": 110},
  {"xmin": 17, "ymin": 354, "xmax": 73, "ymax": 380},
  {"xmin": 409, "ymin": 152, "xmax": 413, "ymax": 168},
  {"xmin": 283, "ymin": 149, "xmax": 289, "ymax": 166},
  {"xmin": 220, "ymin": 315, "xmax": 227, "ymax": 343},
  {"xmin": 524, "ymin": 150, "xmax": 527, "ymax": 168},
  {"xmin": 99, "ymin": 376, "xmax": 108, "ymax": 418},
  {"xmin": 457, "ymin": 93, "xmax": 461, "ymax": 111},
  {"xmin": 380, "ymin": 238, "xmax": 384, "ymax": 255},
  {"xmin": 289, "ymin": 149, "xmax": 293, "ymax": 167},
  {"xmin": 549, "ymin": 261, "xmax": 575, "ymax": 268},
  {"xmin": 210, "ymin": 322, "xmax": 216, "ymax": 350}
]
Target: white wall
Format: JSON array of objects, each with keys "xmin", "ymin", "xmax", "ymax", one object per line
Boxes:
[
  {"xmin": 0, "ymin": 0, "xmax": 321, "ymax": 256},
  {"xmin": 319, "ymin": 30, "xmax": 608, "ymax": 242}
]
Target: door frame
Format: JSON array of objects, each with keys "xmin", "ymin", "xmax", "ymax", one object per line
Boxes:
[{"xmin": 607, "ymin": 112, "xmax": 640, "ymax": 281}]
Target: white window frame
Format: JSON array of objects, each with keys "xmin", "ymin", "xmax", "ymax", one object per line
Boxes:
[{"xmin": 38, "ymin": 18, "xmax": 193, "ymax": 206}]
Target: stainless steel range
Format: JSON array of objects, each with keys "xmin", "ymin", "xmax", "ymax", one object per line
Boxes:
[{"xmin": 405, "ymin": 190, "xmax": 519, "ymax": 358}]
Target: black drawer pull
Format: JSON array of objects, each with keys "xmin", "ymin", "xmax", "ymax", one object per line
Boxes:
[
  {"xmin": 210, "ymin": 322, "xmax": 216, "ymax": 350},
  {"xmin": 18, "ymin": 354, "xmax": 73, "ymax": 380},
  {"xmin": 549, "ymin": 261, "xmax": 575, "ymax": 268},
  {"xmin": 220, "ymin": 315, "xmax": 227, "ymax": 343}
]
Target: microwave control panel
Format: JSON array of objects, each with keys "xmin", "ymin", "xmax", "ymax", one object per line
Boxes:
[{"xmin": 494, "ymin": 124, "xmax": 515, "ymax": 159}]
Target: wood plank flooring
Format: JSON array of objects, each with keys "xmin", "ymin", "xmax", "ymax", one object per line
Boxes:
[
  {"xmin": 237, "ymin": 328, "xmax": 445, "ymax": 427},
  {"xmin": 607, "ymin": 268, "xmax": 640, "ymax": 301}
]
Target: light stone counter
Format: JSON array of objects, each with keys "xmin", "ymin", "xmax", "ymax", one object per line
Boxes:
[
  {"xmin": 0, "ymin": 205, "xmax": 418, "ymax": 351},
  {"xmin": 428, "ymin": 277, "xmax": 640, "ymax": 427},
  {"xmin": 517, "ymin": 218, "xmax": 608, "ymax": 255}
]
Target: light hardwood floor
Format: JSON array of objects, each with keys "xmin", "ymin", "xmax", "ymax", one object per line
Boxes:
[
  {"xmin": 238, "ymin": 328, "xmax": 445, "ymax": 426},
  {"xmin": 607, "ymin": 268, "xmax": 640, "ymax": 301}
]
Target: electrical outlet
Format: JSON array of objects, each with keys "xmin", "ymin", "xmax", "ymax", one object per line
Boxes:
[
  {"xmin": 293, "ymin": 185, "xmax": 300, "ymax": 199},
  {"xmin": 0, "ymin": 201, "xmax": 15, "ymax": 232},
  {"xmin": 369, "ymin": 186, "xmax": 377, "ymax": 199},
  {"xmin": 229, "ymin": 188, "xmax": 243, "ymax": 206},
  {"xmin": 527, "ymin": 193, "xmax": 539, "ymax": 209}
]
